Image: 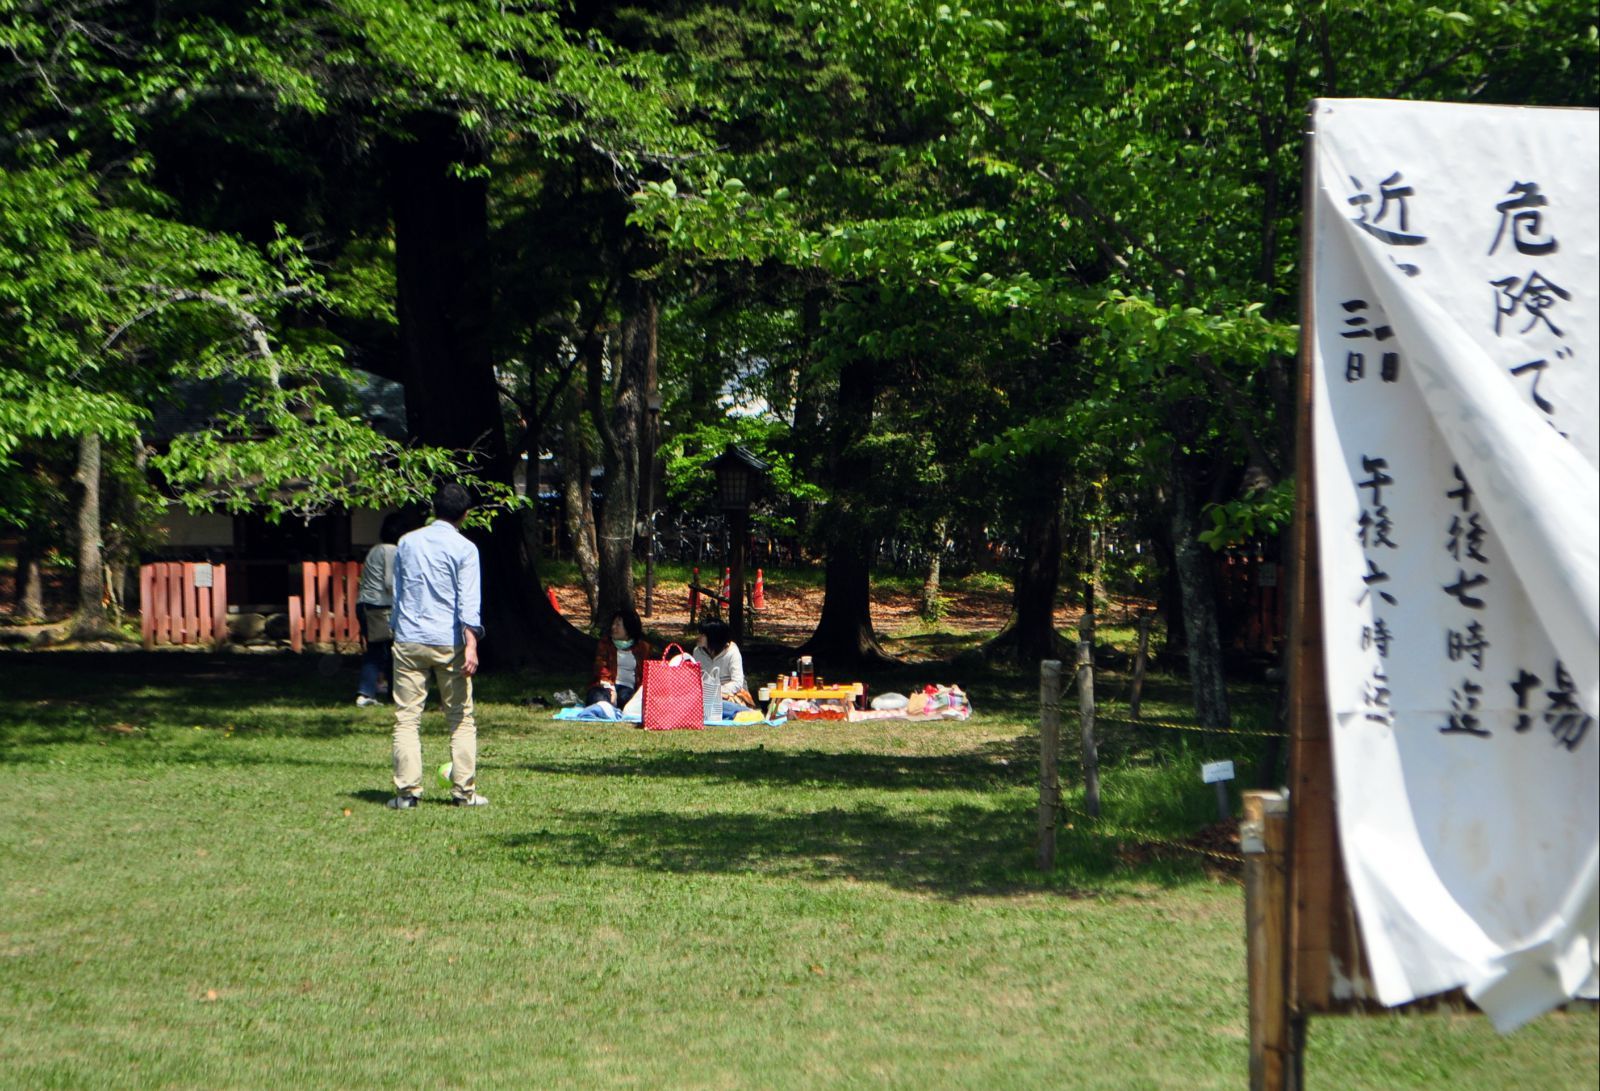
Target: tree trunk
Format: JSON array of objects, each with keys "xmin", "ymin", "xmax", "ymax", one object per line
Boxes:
[
  {"xmin": 791, "ymin": 289, "xmax": 825, "ymax": 548},
  {"xmin": 802, "ymin": 356, "xmax": 892, "ymax": 664},
  {"xmin": 591, "ymin": 272, "xmax": 651, "ymax": 624},
  {"xmin": 919, "ymin": 516, "xmax": 947, "ymax": 620},
  {"xmin": 984, "ymin": 458, "xmax": 1066, "ymax": 665},
  {"xmin": 73, "ymin": 432, "xmax": 106, "ymax": 634},
  {"xmin": 388, "ymin": 117, "xmax": 588, "ymax": 668},
  {"xmin": 15, "ymin": 532, "xmax": 44, "ymax": 620},
  {"xmin": 389, "ymin": 121, "xmax": 502, "ymax": 461},
  {"xmin": 1169, "ymin": 450, "xmax": 1231, "ymax": 728},
  {"xmin": 559, "ymin": 388, "xmax": 601, "ymax": 625}
]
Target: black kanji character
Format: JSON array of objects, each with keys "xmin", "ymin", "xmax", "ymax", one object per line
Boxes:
[
  {"xmin": 1446, "ymin": 621, "xmax": 1488, "ymax": 671},
  {"xmin": 1443, "ymin": 570, "xmax": 1489, "ymax": 609},
  {"xmin": 1440, "ymin": 679, "xmax": 1488, "ymax": 737},
  {"xmin": 1489, "ymin": 182, "xmax": 1557, "ymax": 256},
  {"xmin": 1348, "ymin": 172, "xmax": 1428, "ymax": 246},
  {"xmin": 1446, "ymin": 464, "xmax": 1473, "ymax": 512},
  {"xmin": 1491, "ymin": 271, "xmax": 1571, "ymax": 337},
  {"xmin": 1447, "ymin": 513, "xmax": 1488, "ymax": 564},
  {"xmin": 1361, "ymin": 619, "xmax": 1394, "ymax": 658},
  {"xmin": 1544, "ymin": 661, "xmax": 1594, "ymax": 752},
  {"xmin": 1360, "ymin": 559, "xmax": 1398, "ymax": 606},
  {"xmin": 1510, "ymin": 668, "xmax": 1540, "ymax": 732},
  {"xmin": 1509, "ymin": 360, "xmax": 1556, "ymax": 415}
]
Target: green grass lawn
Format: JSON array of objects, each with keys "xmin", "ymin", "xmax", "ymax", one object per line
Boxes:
[{"xmin": 1, "ymin": 653, "xmax": 1593, "ymax": 1089}]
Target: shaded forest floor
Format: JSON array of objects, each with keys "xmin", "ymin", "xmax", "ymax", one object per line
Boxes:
[
  {"xmin": 3, "ymin": 558, "xmax": 1155, "ymax": 665},
  {"xmin": 545, "ymin": 566, "xmax": 1150, "ymax": 664}
]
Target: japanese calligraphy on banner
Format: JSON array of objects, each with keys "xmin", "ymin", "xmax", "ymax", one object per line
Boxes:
[{"xmin": 1308, "ymin": 99, "xmax": 1597, "ymax": 1032}]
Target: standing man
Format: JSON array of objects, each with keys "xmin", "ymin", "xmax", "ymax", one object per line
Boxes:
[{"xmin": 387, "ymin": 483, "xmax": 487, "ymax": 808}]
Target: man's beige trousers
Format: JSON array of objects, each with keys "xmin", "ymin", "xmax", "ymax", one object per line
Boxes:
[{"xmin": 391, "ymin": 641, "xmax": 477, "ymax": 800}]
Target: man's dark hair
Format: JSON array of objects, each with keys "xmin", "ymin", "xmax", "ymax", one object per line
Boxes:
[
  {"xmin": 379, "ymin": 512, "xmax": 406, "ymax": 545},
  {"xmin": 608, "ymin": 607, "xmax": 644, "ymax": 643},
  {"xmin": 698, "ymin": 619, "xmax": 732, "ymax": 655},
  {"xmin": 433, "ymin": 483, "xmax": 474, "ymax": 522}
]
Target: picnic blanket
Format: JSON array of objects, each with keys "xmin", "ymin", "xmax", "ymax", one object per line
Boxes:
[{"xmin": 553, "ymin": 706, "xmax": 787, "ymax": 728}]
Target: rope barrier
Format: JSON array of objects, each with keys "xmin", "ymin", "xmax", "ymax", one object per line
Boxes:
[
  {"xmin": 1056, "ymin": 808, "xmax": 1247, "ymax": 865},
  {"xmin": 1039, "ymin": 704, "xmax": 1284, "ymax": 738},
  {"xmin": 1096, "ymin": 714, "xmax": 1284, "ymax": 739},
  {"xmin": 1142, "ymin": 838, "xmax": 1246, "ymax": 865}
]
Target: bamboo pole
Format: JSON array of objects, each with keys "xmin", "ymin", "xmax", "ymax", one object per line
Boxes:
[
  {"xmin": 1036, "ymin": 659, "xmax": 1063, "ymax": 870},
  {"xmin": 1075, "ymin": 616, "xmax": 1101, "ymax": 819},
  {"xmin": 1244, "ymin": 789, "xmax": 1294, "ymax": 1091}
]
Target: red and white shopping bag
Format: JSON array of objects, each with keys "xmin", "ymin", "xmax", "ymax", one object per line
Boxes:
[{"xmin": 641, "ymin": 644, "xmax": 704, "ymax": 730}]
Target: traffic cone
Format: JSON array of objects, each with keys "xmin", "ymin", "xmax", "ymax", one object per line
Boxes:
[
  {"xmin": 720, "ymin": 567, "xmax": 731, "ymax": 603},
  {"xmin": 752, "ymin": 568, "xmax": 765, "ymax": 609},
  {"xmin": 546, "ymin": 587, "xmax": 561, "ymax": 614}
]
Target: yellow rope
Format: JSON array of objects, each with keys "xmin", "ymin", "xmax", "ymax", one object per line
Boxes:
[
  {"xmin": 1096, "ymin": 714, "xmax": 1284, "ymax": 738},
  {"xmin": 1039, "ymin": 705, "xmax": 1283, "ymax": 738}
]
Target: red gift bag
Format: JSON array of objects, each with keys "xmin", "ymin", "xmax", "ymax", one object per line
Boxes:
[{"xmin": 641, "ymin": 644, "xmax": 704, "ymax": 730}]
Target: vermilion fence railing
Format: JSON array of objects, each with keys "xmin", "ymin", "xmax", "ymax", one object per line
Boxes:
[
  {"xmin": 139, "ymin": 562, "xmax": 228, "ymax": 649},
  {"xmin": 288, "ymin": 560, "xmax": 363, "ymax": 652}
]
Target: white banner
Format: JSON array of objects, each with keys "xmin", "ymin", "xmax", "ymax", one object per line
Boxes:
[{"xmin": 1308, "ymin": 99, "xmax": 1598, "ymax": 1031}]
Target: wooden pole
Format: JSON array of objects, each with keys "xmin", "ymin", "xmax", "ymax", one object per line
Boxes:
[
  {"xmin": 1288, "ymin": 104, "xmax": 1343, "ymax": 1025},
  {"xmin": 729, "ymin": 508, "xmax": 747, "ymax": 642},
  {"xmin": 1244, "ymin": 789, "xmax": 1293, "ymax": 1091},
  {"xmin": 1130, "ymin": 612, "xmax": 1152, "ymax": 719},
  {"xmin": 1075, "ymin": 616, "xmax": 1101, "ymax": 819},
  {"xmin": 1037, "ymin": 659, "xmax": 1063, "ymax": 870},
  {"xmin": 643, "ymin": 395, "xmax": 659, "ymax": 617}
]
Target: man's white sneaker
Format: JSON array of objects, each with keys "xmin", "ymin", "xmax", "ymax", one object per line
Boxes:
[
  {"xmin": 452, "ymin": 793, "xmax": 489, "ymax": 807},
  {"xmin": 356, "ymin": 695, "xmax": 381, "ymax": 707},
  {"xmin": 386, "ymin": 794, "xmax": 420, "ymax": 809}
]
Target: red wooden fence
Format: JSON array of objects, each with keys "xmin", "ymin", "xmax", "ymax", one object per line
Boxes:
[
  {"xmin": 288, "ymin": 560, "xmax": 363, "ymax": 652},
  {"xmin": 139, "ymin": 562, "xmax": 228, "ymax": 649},
  {"xmin": 1216, "ymin": 553, "xmax": 1286, "ymax": 654}
]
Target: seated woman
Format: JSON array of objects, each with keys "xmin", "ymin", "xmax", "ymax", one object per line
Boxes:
[
  {"xmin": 587, "ymin": 607, "xmax": 654, "ymax": 709},
  {"xmin": 692, "ymin": 619, "xmax": 756, "ymax": 720}
]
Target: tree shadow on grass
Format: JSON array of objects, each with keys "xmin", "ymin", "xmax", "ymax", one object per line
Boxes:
[
  {"xmin": 497, "ymin": 800, "xmax": 1200, "ymax": 900},
  {"xmin": 515, "ymin": 736, "xmax": 1041, "ymax": 794},
  {"xmin": 0, "ymin": 651, "xmax": 383, "ymax": 753}
]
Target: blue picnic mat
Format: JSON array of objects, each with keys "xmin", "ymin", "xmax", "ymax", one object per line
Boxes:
[{"xmin": 552, "ymin": 706, "xmax": 786, "ymax": 728}]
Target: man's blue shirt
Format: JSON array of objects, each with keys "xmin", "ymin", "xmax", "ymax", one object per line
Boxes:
[{"xmin": 391, "ymin": 520, "xmax": 483, "ymax": 646}]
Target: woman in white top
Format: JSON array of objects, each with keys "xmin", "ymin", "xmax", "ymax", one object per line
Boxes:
[
  {"xmin": 356, "ymin": 513, "xmax": 405, "ymax": 705},
  {"xmin": 692, "ymin": 619, "xmax": 754, "ymax": 720}
]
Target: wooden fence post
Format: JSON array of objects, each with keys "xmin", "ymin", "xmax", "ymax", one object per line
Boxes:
[
  {"xmin": 1037, "ymin": 659, "xmax": 1063, "ymax": 870},
  {"xmin": 212, "ymin": 563, "xmax": 228, "ymax": 649},
  {"xmin": 1129, "ymin": 612, "xmax": 1152, "ymax": 719},
  {"xmin": 1076, "ymin": 616, "xmax": 1101, "ymax": 819},
  {"xmin": 139, "ymin": 564, "xmax": 155, "ymax": 650},
  {"xmin": 163, "ymin": 563, "xmax": 180, "ymax": 646},
  {"xmin": 1244, "ymin": 789, "xmax": 1294, "ymax": 1091}
]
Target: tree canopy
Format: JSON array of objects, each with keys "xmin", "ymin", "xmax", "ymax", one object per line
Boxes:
[{"xmin": 2, "ymin": 0, "xmax": 1594, "ymax": 670}]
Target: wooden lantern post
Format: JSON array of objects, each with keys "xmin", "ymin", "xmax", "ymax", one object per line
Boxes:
[{"xmin": 709, "ymin": 444, "xmax": 770, "ymax": 643}]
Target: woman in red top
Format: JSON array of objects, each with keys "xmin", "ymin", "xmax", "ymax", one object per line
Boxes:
[{"xmin": 587, "ymin": 607, "xmax": 654, "ymax": 707}]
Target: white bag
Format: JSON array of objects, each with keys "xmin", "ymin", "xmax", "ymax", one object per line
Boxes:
[{"xmin": 702, "ymin": 668, "xmax": 722, "ymax": 724}]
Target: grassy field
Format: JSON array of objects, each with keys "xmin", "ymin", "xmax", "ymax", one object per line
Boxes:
[{"xmin": 1, "ymin": 652, "xmax": 1594, "ymax": 1089}]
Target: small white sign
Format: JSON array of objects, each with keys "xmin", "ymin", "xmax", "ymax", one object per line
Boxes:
[
  {"xmin": 1201, "ymin": 760, "xmax": 1236, "ymax": 784},
  {"xmin": 193, "ymin": 564, "xmax": 213, "ymax": 589}
]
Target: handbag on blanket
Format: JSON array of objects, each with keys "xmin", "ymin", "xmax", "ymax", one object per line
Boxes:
[{"xmin": 642, "ymin": 643, "xmax": 704, "ymax": 731}]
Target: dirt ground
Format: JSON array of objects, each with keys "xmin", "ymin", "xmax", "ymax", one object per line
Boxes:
[
  {"xmin": 4, "ymin": 564, "xmax": 1117, "ymax": 663},
  {"xmin": 547, "ymin": 574, "xmax": 1104, "ymax": 662}
]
